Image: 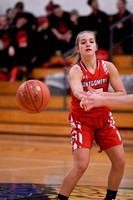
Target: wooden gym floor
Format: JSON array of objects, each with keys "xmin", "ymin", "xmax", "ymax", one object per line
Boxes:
[{"xmin": 0, "ymin": 133, "xmax": 133, "ymax": 200}]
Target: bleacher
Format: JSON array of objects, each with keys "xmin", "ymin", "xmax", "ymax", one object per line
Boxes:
[{"xmin": 113, "ymin": 55, "xmax": 133, "ymax": 74}]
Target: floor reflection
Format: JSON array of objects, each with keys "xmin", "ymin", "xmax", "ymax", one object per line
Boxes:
[{"xmin": 0, "ymin": 183, "xmax": 132, "ymax": 200}]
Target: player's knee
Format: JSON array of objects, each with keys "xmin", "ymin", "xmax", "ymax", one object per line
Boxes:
[
  {"xmin": 112, "ymin": 156, "xmax": 125, "ymax": 170},
  {"xmin": 74, "ymin": 162, "xmax": 88, "ymax": 175},
  {"xmin": 119, "ymin": 156, "xmax": 125, "ymax": 169}
]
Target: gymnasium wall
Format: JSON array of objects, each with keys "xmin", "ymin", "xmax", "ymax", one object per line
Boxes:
[{"xmin": 0, "ymin": 0, "xmax": 133, "ymax": 17}]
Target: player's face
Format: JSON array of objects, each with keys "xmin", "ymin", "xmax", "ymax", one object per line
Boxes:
[{"xmin": 76, "ymin": 33, "xmax": 97, "ymax": 56}]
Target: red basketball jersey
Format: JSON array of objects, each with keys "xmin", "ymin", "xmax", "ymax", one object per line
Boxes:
[{"xmin": 70, "ymin": 59, "xmax": 111, "ymax": 117}]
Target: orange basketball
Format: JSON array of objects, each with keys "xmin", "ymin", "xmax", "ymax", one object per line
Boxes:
[{"xmin": 16, "ymin": 80, "xmax": 50, "ymax": 113}]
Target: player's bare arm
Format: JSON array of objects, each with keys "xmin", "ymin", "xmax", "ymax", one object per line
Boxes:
[
  {"xmin": 80, "ymin": 92, "xmax": 133, "ymax": 110},
  {"xmin": 102, "ymin": 95, "xmax": 133, "ymax": 107},
  {"xmin": 103, "ymin": 61, "xmax": 126, "ymax": 96},
  {"xmin": 69, "ymin": 66, "xmax": 83, "ymax": 100}
]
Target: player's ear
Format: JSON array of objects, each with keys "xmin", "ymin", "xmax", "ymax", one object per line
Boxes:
[
  {"xmin": 95, "ymin": 44, "xmax": 98, "ymax": 53},
  {"xmin": 96, "ymin": 44, "xmax": 98, "ymax": 52},
  {"xmin": 75, "ymin": 46, "xmax": 79, "ymax": 53}
]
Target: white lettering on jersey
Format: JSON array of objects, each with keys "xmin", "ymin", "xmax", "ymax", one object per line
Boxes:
[
  {"xmin": 95, "ymin": 88, "xmax": 103, "ymax": 92},
  {"xmin": 82, "ymin": 78, "xmax": 108, "ymax": 87}
]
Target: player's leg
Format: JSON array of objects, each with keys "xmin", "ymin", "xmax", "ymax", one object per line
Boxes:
[
  {"xmin": 57, "ymin": 114, "xmax": 94, "ymax": 199},
  {"xmin": 57, "ymin": 148, "xmax": 91, "ymax": 200},
  {"xmin": 104, "ymin": 145, "xmax": 125, "ymax": 200},
  {"xmin": 95, "ymin": 112, "xmax": 125, "ymax": 200}
]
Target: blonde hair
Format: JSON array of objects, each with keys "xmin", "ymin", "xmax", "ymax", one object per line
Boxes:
[{"xmin": 73, "ymin": 30, "xmax": 97, "ymax": 65}]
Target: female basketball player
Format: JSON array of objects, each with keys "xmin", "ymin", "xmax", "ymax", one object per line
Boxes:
[
  {"xmin": 80, "ymin": 89, "xmax": 133, "ymax": 110},
  {"xmin": 57, "ymin": 31, "xmax": 126, "ymax": 200}
]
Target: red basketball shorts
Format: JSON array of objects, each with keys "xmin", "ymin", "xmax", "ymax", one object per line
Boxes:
[{"xmin": 69, "ymin": 111, "xmax": 123, "ymax": 152}]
